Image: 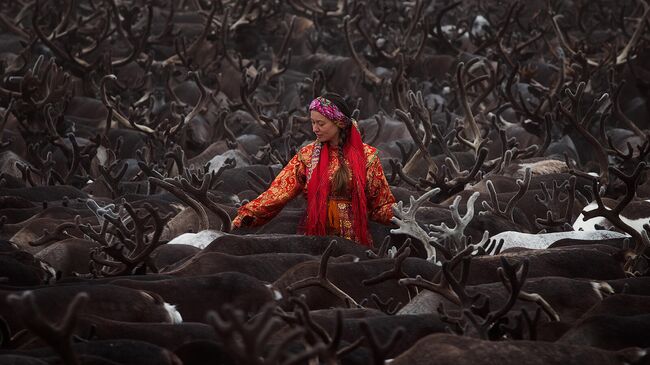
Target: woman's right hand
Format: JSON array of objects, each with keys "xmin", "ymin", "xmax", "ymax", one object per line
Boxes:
[{"xmin": 233, "ymin": 214, "xmax": 255, "ymax": 228}]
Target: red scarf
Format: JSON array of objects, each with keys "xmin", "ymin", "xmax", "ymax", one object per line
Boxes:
[{"xmin": 305, "ymin": 125, "xmax": 370, "ymax": 246}]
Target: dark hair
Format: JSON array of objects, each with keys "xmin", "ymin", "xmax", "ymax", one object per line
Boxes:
[
  {"xmin": 321, "ymin": 92, "xmax": 352, "ymax": 119},
  {"xmin": 320, "ymin": 92, "xmax": 353, "ymax": 196}
]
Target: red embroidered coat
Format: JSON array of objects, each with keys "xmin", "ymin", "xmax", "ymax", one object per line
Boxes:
[{"xmin": 232, "ymin": 141, "xmax": 396, "ymax": 243}]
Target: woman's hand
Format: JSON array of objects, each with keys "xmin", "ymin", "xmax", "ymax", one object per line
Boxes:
[
  {"xmin": 241, "ymin": 215, "xmax": 255, "ymax": 226},
  {"xmin": 232, "ymin": 214, "xmax": 255, "ymax": 228}
]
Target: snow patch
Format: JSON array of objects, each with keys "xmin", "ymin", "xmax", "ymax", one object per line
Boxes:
[
  {"xmin": 167, "ymin": 230, "xmax": 225, "ymax": 249},
  {"xmin": 490, "ymin": 230, "xmax": 627, "ymax": 251}
]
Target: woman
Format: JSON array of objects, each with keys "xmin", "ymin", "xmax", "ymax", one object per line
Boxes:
[{"xmin": 232, "ymin": 93, "xmax": 395, "ymax": 246}]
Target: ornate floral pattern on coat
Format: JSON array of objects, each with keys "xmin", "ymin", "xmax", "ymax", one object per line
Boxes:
[{"xmin": 233, "ymin": 141, "xmax": 395, "ymax": 244}]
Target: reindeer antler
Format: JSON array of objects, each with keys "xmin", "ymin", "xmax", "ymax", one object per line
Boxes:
[
  {"xmin": 481, "ymin": 167, "xmax": 532, "ymax": 223},
  {"xmin": 559, "ymin": 82, "xmax": 611, "ymax": 186},
  {"xmin": 286, "ymin": 240, "xmax": 361, "ymax": 308},
  {"xmin": 455, "ymin": 60, "xmax": 488, "ymax": 153},
  {"xmin": 428, "ymin": 192, "xmax": 489, "ymax": 259},
  {"xmin": 7, "ymin": 291, "xmax": 88, "ymax": 365},
  {"xmin": 551, "ymin": 0, "xmax": 649, "ymax": 66},
  {"xmin": 390, "ymin": 188, "xmax": 440, "ymax": 261},
  {"xmin": 580, "ymin": 162, "xmax": 648, "ymax": 251},
  {"xmin": 207, "ymin": 302, "xmax": 326, "ymax": 364}
]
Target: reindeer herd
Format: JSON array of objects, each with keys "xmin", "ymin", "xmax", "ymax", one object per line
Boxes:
[{"xmin": 0, "ymin": 0, "xmax": 650, "ymax": 364}]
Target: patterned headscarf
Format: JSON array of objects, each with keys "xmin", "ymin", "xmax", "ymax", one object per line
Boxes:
[
  {"xmin": 305, "ymin": 96, "xmax": 370, "ymax": 246},
  {"xmin": 309, "ymin": 96, "xmax": 350, "ymax": 129}
]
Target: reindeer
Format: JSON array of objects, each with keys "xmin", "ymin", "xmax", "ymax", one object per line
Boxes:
[{"xmin": 1, "ymin": 0, "xmax": 650, "ymax": 363}]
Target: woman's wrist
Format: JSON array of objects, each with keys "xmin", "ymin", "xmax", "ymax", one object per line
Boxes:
[{"xmin": 233, "ymin": 214, "xmax": 255, "ymax": 228}]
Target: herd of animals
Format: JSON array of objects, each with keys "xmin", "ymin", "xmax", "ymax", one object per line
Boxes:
[{"xmin": 1, "ymin": 0, "xmax": 650, "ymax": 364}]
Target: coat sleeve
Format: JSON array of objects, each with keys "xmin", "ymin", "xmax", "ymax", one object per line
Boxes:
[
  {"xmin": 232, "ymin": 153, "xmax": 307, "ymax": 227},
  {"xmin": 365, "ymin": 152, "xmax": 396, "ymax": 225}
]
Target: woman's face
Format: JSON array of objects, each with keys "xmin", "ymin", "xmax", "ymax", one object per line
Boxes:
[{"xmin": 311, "ymin": 110, "xmax": 341, "ymax": 145}]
